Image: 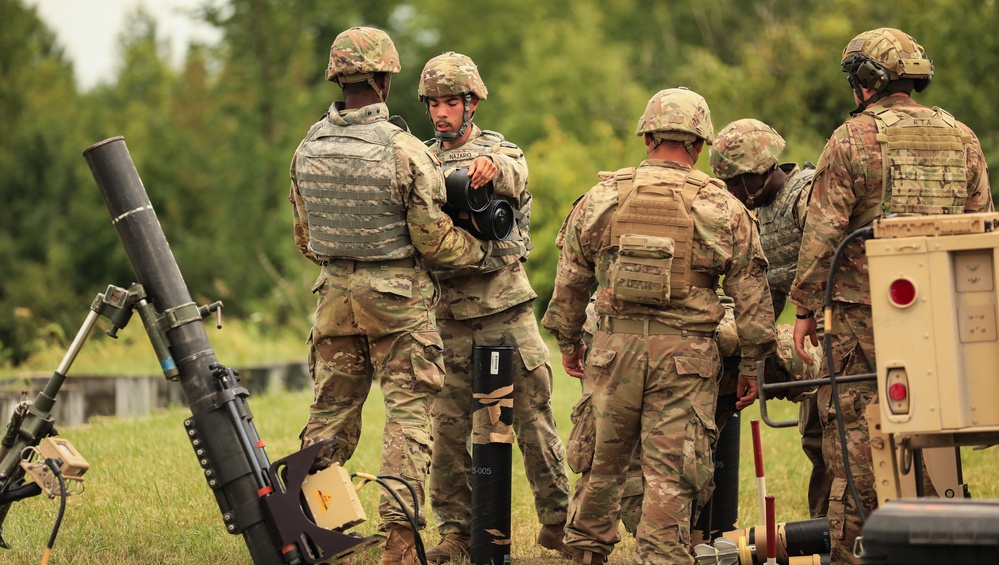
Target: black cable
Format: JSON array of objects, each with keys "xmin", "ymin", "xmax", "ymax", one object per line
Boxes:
[
  {"xmin": 375, "ymin": 475, "xmax": 428, "ymax": 565},
  {"xmin": 823, "ymin": 226, "xmax": 874, "ymax": 525},
  {"xmin": 41, "ymin": 458, "xmax": 67, "ymax": 565},
  {"xmin": 350, "ymin": 473, "xmax": 428, "ymax": 565}
]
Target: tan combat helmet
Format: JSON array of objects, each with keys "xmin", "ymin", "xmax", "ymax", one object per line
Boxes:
[
  {"xmin": 326, "ymin": 26, "xmax": 401, "ymax": 100},
  {"xmin": 636, "ymin": 87, "xmax": 714, "ymax": 161},
  {"xmin": 709, "ymin": 119, "xmax": 786, "ymax": 180},
  {"xmin": 418, "ymin": 51, "xmax": 488, "ymax": 100},
  {"xmin": 840, "ymin": 27, "xmax": 934, "ymax": 114},
  {"xmin": 418, "ymin": 51, "xmax": 488, "ymax": 141}
]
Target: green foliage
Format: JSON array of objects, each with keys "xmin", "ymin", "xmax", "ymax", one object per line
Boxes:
[{"xmin": 3, "ymin": 0, "xmax": 999, "ymax": 365}]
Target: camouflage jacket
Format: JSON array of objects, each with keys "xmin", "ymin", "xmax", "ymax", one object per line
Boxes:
[
  {"xmin": 542, "ymin": 159, "xmax": 776, "ymax": 376},
  {"xmin": 790, "ymin": 94, "xmax": 993, "ymax": 311},
  {"xmin": 427, "ymin": 125, "xmax": 537, "ymax": 320},
  {"xmin": 288, "ymin": 101, "xmax": 485, "ymax": 269}
]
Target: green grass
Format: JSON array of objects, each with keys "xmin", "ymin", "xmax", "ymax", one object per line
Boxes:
[{"xmin": 2, "ymin": 336, "xmax": 998, "ymax": 564}]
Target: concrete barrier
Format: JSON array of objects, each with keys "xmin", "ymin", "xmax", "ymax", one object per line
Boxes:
[{"xmin": 0, "ymin": 361, "xmax": 309, "ymax": 427}]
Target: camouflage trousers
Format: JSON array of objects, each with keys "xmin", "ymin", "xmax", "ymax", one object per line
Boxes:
[
  {"xmin": 565, "ymin": 329, "xmax": 720, "ymax": 564},
  {"xmin": 299, "ymin": 261, "xmax": 445, "ymax": 530},
  {"xmin": 799, "ymin": 395, "xmax": 831, "ymax": 518},
  {"xmin": 821, "ymin": 303, "xmax": 943, "ymax": 564},
  {"xmin": 430, "ymin": 301, "xmax": 570, "ymax": 534},
  {"xmin": 818, "ymin": 303, "xmax": 879, "ymax": 565},
  {"xmin": 569, "ymin": 364, "xmax": 739, "ymax": 541}
]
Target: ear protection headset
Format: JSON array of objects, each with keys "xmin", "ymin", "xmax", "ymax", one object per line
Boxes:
[{"xmin": 843, "ymin": 54, "xmax": 890, "ymax": 91}]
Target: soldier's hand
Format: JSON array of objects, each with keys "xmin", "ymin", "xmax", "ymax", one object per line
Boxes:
[
  {"xmin": 467, "ymin": 156, "xmax": 497, "ymax": 188},
  {"xmin": 736, "ymin": 374, "xmax": 758, "ymax": 409},
  {"xmin": 793, "ymin": 314, "xmax": 819, "ymax": 365},
  {"xmin": 562, "ymin": 347, "xmax": 586, "ymax": 379}
]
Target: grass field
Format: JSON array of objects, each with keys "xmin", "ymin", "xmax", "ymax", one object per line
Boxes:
[{"xmin": 2, "ymin": 339, "xmax": 998, "ymax": 564}]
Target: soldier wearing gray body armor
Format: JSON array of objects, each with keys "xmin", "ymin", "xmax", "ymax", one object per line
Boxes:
[
  {"xmin": 709, "ymin": 118, "xmax": 831, "ymax": 519},
  {"xmin": 416, "ymin": 51, "xmax": 571, "ymax": 563},
  {"xmin": 288, "ymin": 27, "xmax": 488, "ymax": 565}
]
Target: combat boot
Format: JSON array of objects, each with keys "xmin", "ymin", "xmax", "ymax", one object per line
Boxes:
[
  {"xmin": 570, "ymin": 549, "xmax": 607, "ymax": 565},
  {"xmin": 425, "ymin": 532, "xmax": 470, "ymax": 563},
  {"xmin": 380, "ymin": 527, "xmax": 419, "ymax": 565},
  {"xmin": 537, "ymin": 522, "xmax": 571, "ymax": 558}
]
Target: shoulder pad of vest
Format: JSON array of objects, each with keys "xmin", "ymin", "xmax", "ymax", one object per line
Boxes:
[
  {"xmin": 865, "ymin": 107, "xmax": 901, "ymax": 127},
  {"xmin": 304, "ymin": 120, "xmax": 324, "ymax": 140},
  {"xmin": 931, "ymin": 106, "xmax": 958, "ymax": 127},
  {"xmin": 496, "ymin": 142, "xmax": 522, "ymax": 155},
  {"xmin": 478, "ymin": 130, "xmax": 522, "ymax": 156},
  {"xmin": 387, "ymin": 114, "xmax": 411, "ymax": 133},
  {"xmin": 480, "ymin": 129, "xmax": 506, "ymax": 143},
  {"xmin": 614, "ymin": 167, "xmax": 636, "ymax": 181},
  {"xmin": 706, "ymin": 177, "xmax": 727, "ymax": 190},
  {"xmin": 424, "ymin": 138, "xmax": 436, "ymax": 147},
  {"xmin": 685, "ymin": 168, "xmax": 712, "ymax": 187}
]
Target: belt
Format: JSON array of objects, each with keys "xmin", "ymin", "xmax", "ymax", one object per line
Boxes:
[
  {"xmin": 598, "ymin": 316, "xmax": 713, "ymax": 338},
  {"xmin": 323, "ymin": 257, "xmax": 418, "ymax": 273}
]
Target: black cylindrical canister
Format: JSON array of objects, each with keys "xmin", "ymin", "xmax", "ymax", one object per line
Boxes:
[{"xmin": 470, "ymin": 345, "xmax": 515, "ymax": 565}]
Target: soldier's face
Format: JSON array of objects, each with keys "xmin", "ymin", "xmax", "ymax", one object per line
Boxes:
[{"xmin": 427, "ymin": 95, "xmax": 477, "ymax": 135}]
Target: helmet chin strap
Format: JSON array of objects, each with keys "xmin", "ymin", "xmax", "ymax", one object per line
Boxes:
[
  {"xmin": 431, "ymin": 94, "xmax": 474, "ymax": 141},
  {"xmin": 848, "ymin": 75, "xmax": 883, "ymax": 116},
  {"xmin": 848, "ymin": 75, "xmax": 911, "ymax": 117}
]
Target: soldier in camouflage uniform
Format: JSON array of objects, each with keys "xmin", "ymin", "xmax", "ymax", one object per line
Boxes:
[
  {"xmin": 542, "ymin": 87, "xmax": 776, "ymax": 565},
  {"xmin": 288, "ymin": 28, "xmax": 489, "ymax": 565},
  {"xmin": 568, "ymin": 289, "xmax": 747, "ymax": 546},
  {"xmin": 789, "ymin": 28, "xmax": 993, "ymax": 564},
  {"xmin": 415, "ymin": 51, "xmax": 571, "ymax": 563},
  {"xmin": 708, "ymin": 119, "xmax": 831, "ymax": 519}
]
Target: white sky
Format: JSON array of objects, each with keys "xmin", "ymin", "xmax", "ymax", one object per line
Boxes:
[{"xmin": 26, "ymin": 0, "xmax": 224, "ymax": 91}]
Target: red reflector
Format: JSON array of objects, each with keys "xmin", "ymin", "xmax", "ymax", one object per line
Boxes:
[
  {"xmin": 888, "ymin": 382, "xmax": 907, "ymax": 400},
  {"xmin": 889, "ymin": 278, "xmax": 916, "ymax": 307}
]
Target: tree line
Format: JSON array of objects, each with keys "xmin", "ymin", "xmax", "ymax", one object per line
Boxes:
[{"xmin": 2, "ymin": 0, "xmax": 997, "ymax": 365}]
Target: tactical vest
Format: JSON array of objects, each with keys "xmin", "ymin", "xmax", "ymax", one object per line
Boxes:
[
  {"xmin": 296, "ymin": 118, "xmax": 413, "ymax": 261},
  {"xmin": 757, "ymin": 165, "xmax": 814, "ymax": 296},
  {"xmin": 433, "ymin": 130, "xmax": 533, "ymax": 261},
  {"xmin": 849, "ymin": 106, "xmax": 972, "ymax": 230},
  {"xmin": 607, "ymin": 167, "xmax": 715, "ymax": 303}
]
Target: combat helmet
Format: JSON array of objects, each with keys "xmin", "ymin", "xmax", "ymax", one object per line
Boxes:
[
  {"xmin": 709, "ymin": 119, "xmax": 786, "ymax": 180},
  {"xmin": 326, "ymin": 26, "xmax": 400, "ymax": 99},
  {"xmin": 419, "ymin": 51, "xmax": 488, "ymax": 101},
  {"xmin": 636, "ymin": 87, "xmax": 714, "ymax": 161},
  {"xmin": 419, "ymin": 51, "xmax": 487, "ymax": 141},
  {"xmin": 840, "ymin": 27, "xmax": 933, "ymax": 114}
]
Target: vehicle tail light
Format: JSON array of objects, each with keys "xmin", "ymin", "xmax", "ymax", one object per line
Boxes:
[
  {"xmin": 889, "ymin": 278, "xmax": 917, "ymax": 308},
  {"xmin": 885, "ymin": 368, "xmax": 910, "ymax": 415}
]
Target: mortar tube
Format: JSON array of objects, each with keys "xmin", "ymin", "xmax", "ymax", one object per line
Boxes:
[{"xmin": 83, "ymin": 137, "xmax": 283, "ymax": 564}]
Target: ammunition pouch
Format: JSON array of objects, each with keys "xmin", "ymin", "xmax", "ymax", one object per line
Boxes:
[{"xmin": 607, "ymin": 234, "xmax": 675, "ymax": 305}]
